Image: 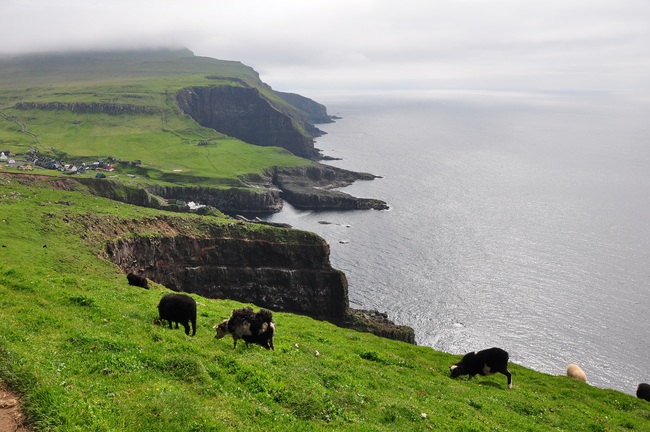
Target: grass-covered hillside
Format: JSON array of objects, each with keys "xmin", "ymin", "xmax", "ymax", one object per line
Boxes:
[
  {"xmin": 0, "ymin": 49, "xmax": 310, "ymax": 188},
  {"xmin": 1, "ymin": 173, "xmax": 649, "ymax": 431}
]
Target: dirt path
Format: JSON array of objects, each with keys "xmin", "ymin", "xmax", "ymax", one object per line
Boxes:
[
  {"xmin": 0, "ymin": 381, "xmax": 31, "ymax": 432},
  {"xmin": 0, "ymin": 111, "xmax": 40, "ymax": 146}
]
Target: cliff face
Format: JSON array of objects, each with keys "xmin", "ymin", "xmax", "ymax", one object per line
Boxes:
[
  {"xmin": 176, "ymin": 86, "xmax": 318, "ymax": 159},
  {"xmin": 275, "ymin": 91, "xmax": 334, "ymax": 124},
  {"xmin": 15, "ymin": 101, "xmax": 160, "ymax": 115},
  {"xmin": 147, "ymin": 184, "xmax": 282, "ymax": 214},
  {"xmin": 103, "ymin": 224, "xmax": 414, "ymax": 342},
  {"xmin": 106, "ymin": 230, "xmax": 350, "ymax": 322}
]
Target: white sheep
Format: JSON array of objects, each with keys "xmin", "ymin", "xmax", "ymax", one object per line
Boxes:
[{"xmin": 566, "ymin": 363, "xmax": 587, "ymax": 382}]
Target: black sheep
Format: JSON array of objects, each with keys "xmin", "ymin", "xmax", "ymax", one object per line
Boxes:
[
  {"xmin": 637, "ymin": 383, "xmax": 650, "ymax": 402},
  {"xmin": 450, "ymin": 347, "xmax": 512, "ymax": 389},
  {"xmin": 127, "ymin": 272, "xmax": 149, "ymax": 289},
  {"xmin": 214, "ymin": 307, "xmax": 275, "ymax": 350},
  {"xmin": 157, "ymin": 293, "xmax": 197, "ymax": 336}
]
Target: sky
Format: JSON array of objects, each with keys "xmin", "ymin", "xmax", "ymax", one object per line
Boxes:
[{"xmin": 1, "ymin": 0, "xmax": 649, "ymax": 94}]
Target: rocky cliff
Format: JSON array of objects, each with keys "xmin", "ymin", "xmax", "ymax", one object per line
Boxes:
[
  {"xmin": 176, "ymin": 86, "xmax": 319, "ymax": 159},
  {"xmin": 99, "ymin": 215, "xmax": 414, "ymax": 342},
  {"xmin": 14, "ymin": 101, "xmax": 160, "ymax": 115},
  {"xmin": 105, "ymin": 227, "xmax": 350, "ymax": 322},
  {"xmin": 275, "ymin": 91, "xmax": 334, "ymax": 124},
  {"xmin": 147, "ymin": 184, "xmax": 283, "ymax": 214},
  {"xmin": 174, "ymin": 84, "xmax": 389, "ymax": 210},
  {"xmin": 272, "ymin": 165, "xmax": 389, "ymax": 211}
]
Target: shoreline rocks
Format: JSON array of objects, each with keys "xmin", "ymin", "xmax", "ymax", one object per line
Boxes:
[{"xmin": 272, "ymin": 165, "xmax": 389, "ymax": 211}]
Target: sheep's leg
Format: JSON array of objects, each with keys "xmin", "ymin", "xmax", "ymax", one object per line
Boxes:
[{"xmin": 503, "ymin": 370, "xmax": 512, "ymax": 389}]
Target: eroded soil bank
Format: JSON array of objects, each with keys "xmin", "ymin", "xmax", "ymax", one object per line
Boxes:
[{"xmin": 0, "ymin": 381, "xmax": 31, "ymax": 432}]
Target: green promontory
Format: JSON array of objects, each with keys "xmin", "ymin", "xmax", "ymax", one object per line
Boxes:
[{"xmin": 0, "ymin": 48, "xmax": 386, "ymax": 212}]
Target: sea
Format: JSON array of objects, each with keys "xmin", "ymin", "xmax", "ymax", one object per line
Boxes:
[{"xmin": 264, "ymin": 89, "xmax": 650, "ymax": 395}]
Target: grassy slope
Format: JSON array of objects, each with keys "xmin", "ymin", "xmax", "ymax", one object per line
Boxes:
[
  {"xmin": 1, "ymin": 174, "xmax": 648, "ymax": 431},
  {"xmin": 0, "ymin": 50, "xmax": 310, "ymax": 187}
]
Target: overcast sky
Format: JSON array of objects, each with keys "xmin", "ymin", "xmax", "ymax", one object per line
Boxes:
[{"xmin": 2, "ymin": 0, "xmax": 649, "ymax": 93}]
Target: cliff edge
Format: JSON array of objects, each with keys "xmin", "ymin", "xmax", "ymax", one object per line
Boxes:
[{"xmin": 176, "ymin": 85, "xmax": 319, "ymax": 159}]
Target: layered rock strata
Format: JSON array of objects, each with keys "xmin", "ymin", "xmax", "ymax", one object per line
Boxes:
[
  {"xmin": 101, "ymin": 216, "xmax": 413, "ymax": 343},
  {"xmin": 107, "ymin": 233, "xmax": 350, "ymax": 322},
  {"xmin": 176, "ymin": 86, "xmax": 319, "ymax": 159}
]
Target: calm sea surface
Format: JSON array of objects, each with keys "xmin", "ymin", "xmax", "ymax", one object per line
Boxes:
[{"xmin": 265, "ymin": 90, "xmax": 650, "ymax": 394}]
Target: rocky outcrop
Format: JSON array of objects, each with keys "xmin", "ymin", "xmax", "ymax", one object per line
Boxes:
[
  {"xmin": 76, "ymin": 178, "xmax": 158, "ymax": 207},
  {"xmin": 273, "ymin": 165, "xmax": 389, "ymax": 210},
  {"xmin": 14, "ymin": 101, "xmax": 160, "ymax": 115},
  {"xmin": 106, "ymin": 227, "xmax": 350, "ymax": 322},
  {"xmin": 7, "ymin": 164, "xmax": 387, "ymax": 213},
  {"xmin": 147, "ymin": 184, "xmax": 283, "ymax": 214},
  {"xmin": 344, "ymin": 309, "xmax": 416, "ymax": 345},
  {"xmin": 103, "ymin": 220, "xmax": 414, "ymax": 342},
  {"xmin": 175, "ymin": 86, "xmax": 318, "ymax": 159},
  {"xmin": 142, "ymin": 164, "xmax": 390, "ymax": 212}
]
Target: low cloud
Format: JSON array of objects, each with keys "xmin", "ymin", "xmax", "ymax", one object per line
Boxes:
[{"xmin": 2, "ymin": 0, "xmax": 649, "ymax": 92}]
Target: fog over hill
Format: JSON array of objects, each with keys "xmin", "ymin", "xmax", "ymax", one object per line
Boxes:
[{"xmin": 1, "ymin": 1, "xmax": 648, "ymax": 93}]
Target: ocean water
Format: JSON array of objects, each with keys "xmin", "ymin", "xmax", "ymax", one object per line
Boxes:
[{"xmin": 265, "ymin": 90, "xmax": 650, "ymax": 395}]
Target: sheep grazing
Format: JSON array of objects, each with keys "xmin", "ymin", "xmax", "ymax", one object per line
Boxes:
[
  {"xmin": 214, "ymin": 307, "xmax": 275, "ymax": 350},
  {"xmin": 126, "ymin": 272, "xmax": 149, "ymax": 289},
  {"xmin": 566, "ymin": 363, "xmax": 587, "ymax": 382},
  {"xmin": 637, "ymin": 383, "xmax": 650, "ymax": 402},
  {"xmin": 449, "ymin": 347, "xmax": 512, "ymax": 389},
  {"xmin": 157, "ymin": 293, "xmax": 197, "ymax": 336}
]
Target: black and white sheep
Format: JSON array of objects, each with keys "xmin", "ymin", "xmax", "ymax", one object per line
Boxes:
[
  {"xmin": 566, "ymin": 363, "xmax": 587, "ymax": 382},
  {"xmin": 449, "ymin": 347, "xmax": 512, "ymax": 389},
  {"xmin": 214, "ymin": 307, "xmax": 275, "ymax": 350},
  {"xmin": 157, "ymin": 293, "xmax": 197, "ymax": 336},
  {"xmin": 637, "ymin": 383, "xmax": 650, "ymax": 401},
  {"xmin": 127, "ymin": 272, "xmax": 149, "ymax": 289}
]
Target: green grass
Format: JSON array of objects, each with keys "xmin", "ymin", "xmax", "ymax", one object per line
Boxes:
[
  {"xmin": 1, "ymin": 174, "xmax": 649, "ymax": 431},
  {"xmin": 1, "ymin": 107, "xmax": 306, "ymax": 185}
]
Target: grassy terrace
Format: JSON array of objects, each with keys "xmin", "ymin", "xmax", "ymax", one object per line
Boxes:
[{"xmin": 1, "ymin": 174, "xmax": 648, "ymax": 431}]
